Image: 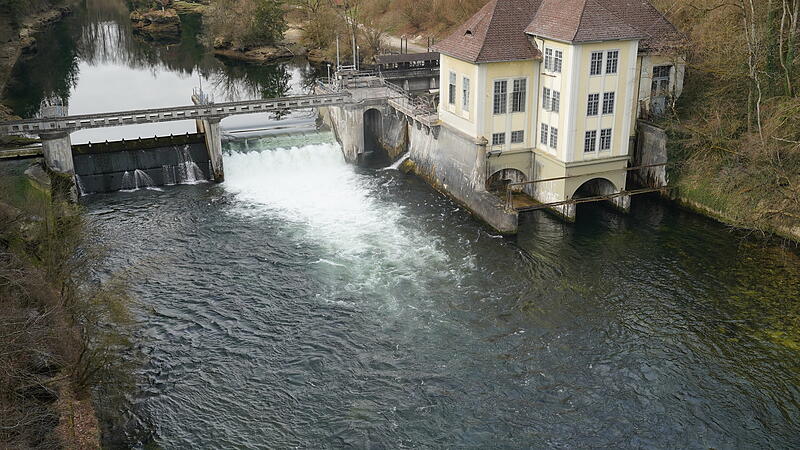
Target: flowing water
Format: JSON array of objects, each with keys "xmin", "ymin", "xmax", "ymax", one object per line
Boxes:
[{"xmin": 4, "ymin": 0, "xmax": 800, "ymax": 448}]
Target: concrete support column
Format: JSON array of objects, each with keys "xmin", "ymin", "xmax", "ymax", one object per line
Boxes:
[
  {"xmin": 202, "ymin": 117, "xmax": 224, "ymax": 182},
  {"xmin": 474, "ymin": 137, "xmax": 488, "ymax": 192},
  {"xmin": 39, "ymin": 131, "xmax": 75, "ymax": 174},
  {"xmin": 609, "ymin": 194, "xmax": 631, "ymax": 213}
]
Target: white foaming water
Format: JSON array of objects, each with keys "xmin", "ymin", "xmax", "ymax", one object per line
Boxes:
[
  {"xmin": 383, "ymin": 152, "xmax": 410, "ymax": 171},
  {"xmin": 223, "ymin": 140, "xmax": 452, "ymax": 308}
]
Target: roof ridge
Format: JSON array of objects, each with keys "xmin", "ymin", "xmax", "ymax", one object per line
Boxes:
[{"xmin": 572, "ymin": 0, "xmax": 590, "ymax": 42}]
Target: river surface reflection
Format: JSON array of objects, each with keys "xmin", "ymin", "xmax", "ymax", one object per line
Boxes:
[{"xmin": 5, "ymin": 1, "xmax": 800, "ymax": 448}]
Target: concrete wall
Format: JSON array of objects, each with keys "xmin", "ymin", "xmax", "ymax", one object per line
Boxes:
[
  {"xmin": 73, "ymin": 136, "xmax": 211, "ymax": 193},
  {"xmin": 634, "ymin": 120, "xmax": 668, "ymax": 188},
  {"xmin": 407, "ymin": 123, "xmax": 518, "ymax": 233}
]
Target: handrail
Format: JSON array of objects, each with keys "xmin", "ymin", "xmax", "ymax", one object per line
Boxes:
[{"xmin": 504, "ymin": 162, "xmax": 670, "ymax": 211}]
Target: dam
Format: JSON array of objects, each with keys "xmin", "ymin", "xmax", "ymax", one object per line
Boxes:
[{"xmin": 1, "ymin": 1, "xmax": 798, "ymax": 447}]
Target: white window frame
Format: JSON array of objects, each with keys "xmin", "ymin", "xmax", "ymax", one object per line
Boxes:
[
  {"xmin": 448, "ymin": 71, "xmax": 457, "ymax": 105},
  {"xmin": 493, "ymin": 80, "xmax": 508, "ymax": 115},
  {"xmin": 540, "ymin": 123, "xmax": 549, "ymax": 146},
  {"xmin": 511, "ymin": 130, "xmax": 524, "ymax": 144},
  {"xmin": 552, "ymin": 91, "xmax": 560, "ymax": 113},
  {"xmin": 492, "ymin": 132, "xmax": 506, "ymax": 146},
  {"xmin": 590, "ymin": 51, "xmax": 603, "ymax": 76},
  {"xmin": 542, "ymin": 87, "xmax": 551, "ymax": 110},
  {"xmin": 600, "ymin": 128, "xmax": 612, "ymax": 151},
  {"xmin": 549, "ymin": 126, "xmax": 558, "ymax": 149},
  {"xmin": 511, "ymin": 78, "xmax": 526, "ymax": 113},
  {"xmin": 462, "ymin": 76, "xmax": 470, "ymax": 111},
  {"xmin": 553, "ymin": 50, "xmax": 563, "ymax": 73},
  {"xmin": 544, "ymin": 48, "xmax": 553, "ymax": 71},
  {"xmin": 602, "ymin": 92, "xmax": 615, "ymax": 115},
  {"xmin": 584, "ymin": 130, "xmax": 597, "ymax": 153},
  {"xmin": 587, "ymin": 93, "xmax": 599, "ymax": 116},
  {"xmin": 605, "ymin": 50, "xmax": 619, "ymax": 75}
]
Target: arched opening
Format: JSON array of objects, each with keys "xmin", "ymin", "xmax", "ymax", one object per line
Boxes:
[
  {"xmin": 570, "ymin": 177, "xmax": 628, "ymax": 219},
  {"xmin": 362, "ymin": 108, "xmax": 390, "ymax": 168},
  {"xmin": 572, "ymin": 178, "xmax": 618, "ymax": 199},
  {"xmin": 486, "ymin": 168, "xmax": 527, "ymax": 193}
]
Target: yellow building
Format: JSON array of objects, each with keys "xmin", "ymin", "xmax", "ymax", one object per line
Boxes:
[{"xmin": 433, "ymin": 0, "xmax": 684, "ymax": 220}]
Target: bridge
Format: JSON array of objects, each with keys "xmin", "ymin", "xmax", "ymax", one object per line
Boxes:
[{"xmin": 0, "ymin": 72, "xmax": 440, "ymax": 188}]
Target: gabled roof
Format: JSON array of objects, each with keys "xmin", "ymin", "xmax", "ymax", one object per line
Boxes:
[
  {"xmin": 434, "ymin": 0, "xmax": 681, "ymax": 64},
  {"xmin": 432, "ymin": 0, "xmax": 542, "ymax": 63},
  {"xmin": 525, "ymin": 0, "xmax": 644, "ymax": 43}
]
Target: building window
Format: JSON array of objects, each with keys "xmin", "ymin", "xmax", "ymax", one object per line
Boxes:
[
  {"xmin": 512, "ymin": 79, "xmax": 526, "ymax": 113},
  {"xmin": 544, "ymin": 48, "xmax": 553, "ymax": 71},
  {"xmin": 606, "ymin": 50, "xmax": 619, "ymax": 74},
  {"xmin": 584, "ymin": 130, "xmax": 597, "ymax": 152},
  {"xmin": 462, "ymin": 76, "xmax": 470, "ymax": 111},
  {"xmin": 587, "ymin": 93, "xmax": 599, "ymax": 116},
  {"xmin": 554, "ymin": 50, "xmax": 563, "ymax": 73},
  {"xmin": 590, "ymin": 51, "xmax": 603, "ymax": 75},
  {"xmin": 602, "ymin": 92, "xmax": 615, "ymax": 114},
  {"xmin": 600, "ymin": 128, "xmax": 612, "ymax": 150},
  {"xmin": 540, "ymin": 123, "xmax": 549, "ymax": 146},
  {"xmin": 552, "ymin": 91, "xmax": 560, "ymax": 113},
  {"xmin": 652, "ymin": 65, "xmax": 671, "ymax": 95},
  {"xmin": 542, "ymin": 87, "xmax": 551, "ymax": 110},
  {"xmin": 493, "ymin": 80, "xmax": 507, "ymax": 114},
  {"xmin": 511, "ymin": 130, "xmax": 524, "ymax": 144},
  {"xmin": 549, "ymin": 126, "xmax": 558, "ymax": 148},
  {"xmin": 492, "ymin": 132, "xmax": 506, "ymax": 146},
  {"xmin": 448, "ymin": 71, "xmax": 456, "ymax": 105}
]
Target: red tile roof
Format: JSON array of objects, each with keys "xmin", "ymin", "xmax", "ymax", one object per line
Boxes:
[
  {"xmin": 434, "ymin": 0, "xmax": 680, "ymax": 63},
  {"xmin": 433, "ymin": 0, "xmax": 543, "ymax": 63}
]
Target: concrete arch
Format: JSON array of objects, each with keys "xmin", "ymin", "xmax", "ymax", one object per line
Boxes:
[
  {"xmin": 570, "ymin": 177, "xmax": 619, "ymax": 199},
  {"xmin": 362, "ymin": 108, "xmax": 389, "ymax": 167},
  {"xmin": 486, "ymin": 168, "xmax": 527, "ymax": 192}
]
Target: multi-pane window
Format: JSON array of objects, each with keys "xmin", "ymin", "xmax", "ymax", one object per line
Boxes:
[
  {"xmin": 590, "ymin": 51, "xmax": 603, "ymax": 76},
  {"xmin": 462, "ymin": 77, "xmax": 470, "ymax": 111},
  {"xmin": 584, "ymin": 130, "xmax": 597, "ymax": 152},
  {"xmin": 602, "ymin": 92, "xmax": 615, "ymax": 114},
  {"xmin": 493, "ymin": 80, "xmax": 507, "ymax": 114},
  {"xmin": 448, "ymin": 72, "xmax": 456, "ymax": 105},
  {"xmin": 554, "ymin": 50, "xmax": 563, "ymax": 73},
  {"xmin": 544, "ymin": 48, "xmax": 553, "ymax": 71},
  {"xmin": 652, "ymin": 65, "xmax": 671, "ymax": 95},
  {"xmin": 542, "ymin": 87, "xmax": 551, "ymax": 110},
  {"xmin": 600, "ymin": 128, "xmax": 612, "ymax": 150},
  {"xmin": 552, "ymin": 91, "xmax": 560, "ymax": 113},
  {"xmin": 511, "ymin": 130, "xmax": 524, "ymax": 144},
  {"xmin": 492, "ymin": 132, "xmax": 506, "ymax": 146},
  {"xmin": 605, "ymin": 50, "xmax": 619, "ymax": 74},
  {"xmin": 587, "ymin": 93, "xmax": 599, "ymax": 116},
  {"xmin": 540, "ymin": 123, "xmax": 549, "ymax": 146},
  {"xmin": 549, "ymin": 126, "xmax": 558, "ymax": 148},
  {"xmin": 512, "ymin": 79, "xmax": 526, "ymax": 113}
]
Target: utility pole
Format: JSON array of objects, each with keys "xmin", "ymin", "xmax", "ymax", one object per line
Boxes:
[{"xmin": 336, "ymin": 35, "xmax": 340, "ymax": 70}]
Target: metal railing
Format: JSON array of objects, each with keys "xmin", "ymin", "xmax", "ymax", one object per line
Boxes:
[{"xmin": 504, "ymin": 162, "xmax": 670, "ymax": 211}]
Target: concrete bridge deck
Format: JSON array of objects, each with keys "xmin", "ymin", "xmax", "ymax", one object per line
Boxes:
[{"xmin": 0, "ymin": 92, "xmax": 354, "ymax": 136}]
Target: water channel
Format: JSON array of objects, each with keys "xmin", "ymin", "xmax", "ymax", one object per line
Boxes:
[{"xmin": 5, "ymin": 1, "xmax": 800, "ymax": 448}]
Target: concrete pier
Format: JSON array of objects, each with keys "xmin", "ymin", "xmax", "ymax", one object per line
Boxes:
[
  {"xmin": 39, "ymin": 131, "xmax": 74, "ymax": 174},
  {"xmin": 202, "ymin": 118, "xmax": 224, "ymax": 182}
]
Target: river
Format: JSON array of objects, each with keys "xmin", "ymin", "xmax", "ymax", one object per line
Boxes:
[{"xmin": 5, "ymin": 1, "xmax": 800, "ymax": 448}]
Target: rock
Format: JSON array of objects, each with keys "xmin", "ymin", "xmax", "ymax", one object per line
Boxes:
[
  {"xmin": 307, "ymin": 48, "xmax": 330, "ymax": 64},
  {"xmin": 213, "ymin": 45, "xmax": 293, "ymax": 64},
  {"xmin": 130, "ymin": 9, "xmax": 181, "ymax": 42}
]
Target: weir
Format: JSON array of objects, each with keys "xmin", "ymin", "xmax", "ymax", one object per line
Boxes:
[{"xmin": 1, "ymin": 67, "xmax": 664, "ymax": 234}]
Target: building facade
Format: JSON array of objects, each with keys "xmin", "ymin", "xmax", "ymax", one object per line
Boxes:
[{"xmin": 433, "ymin": 0, "xmax": 684, "ymax": 219}]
